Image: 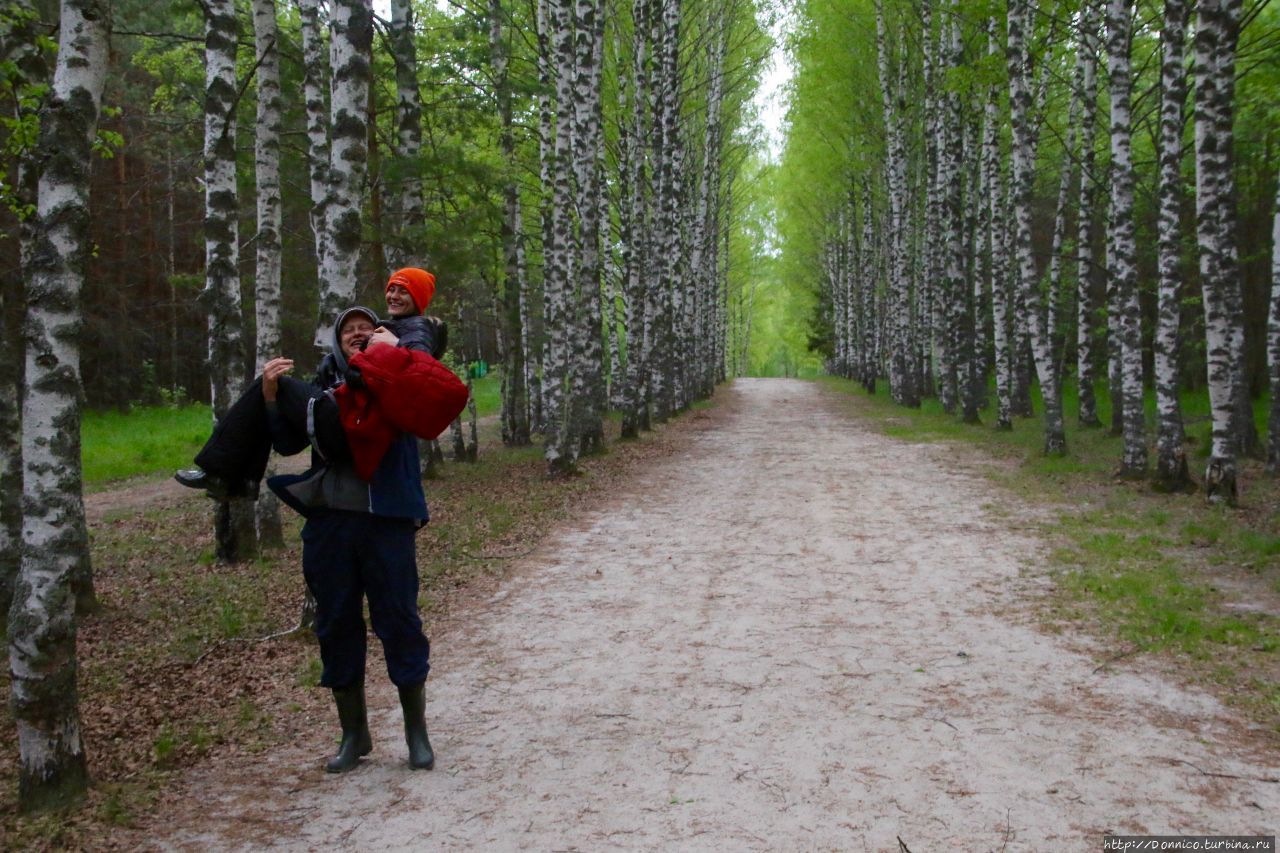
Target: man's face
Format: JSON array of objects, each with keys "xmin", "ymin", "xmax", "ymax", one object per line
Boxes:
[
  {"xmin": 385, "ymin": 284, "xmax": 418, "ymax": 318},
  {"xmin": 339, "ymin": 315, "xmax": 375, "ymax": 359}
]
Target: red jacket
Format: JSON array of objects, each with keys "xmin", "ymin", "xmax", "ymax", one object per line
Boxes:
[{"xmin": 333, "ymin": 344, "xmax": 470, "ymax": 481}]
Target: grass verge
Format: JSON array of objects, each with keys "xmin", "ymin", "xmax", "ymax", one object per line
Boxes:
[
  {"xmin": 1, "ymin": 393, "xmax": 712, "ymax": 849},
  {"xmin": 820, "ymin": 375, "xmax": 1280, "ymax": 737}
]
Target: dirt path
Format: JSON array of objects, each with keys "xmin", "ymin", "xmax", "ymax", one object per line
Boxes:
[{"xmin": 166, "ymin": 379, "xmax": 1277, "ymax": 850}]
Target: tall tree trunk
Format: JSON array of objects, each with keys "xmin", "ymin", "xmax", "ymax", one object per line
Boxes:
[
  {"xmin": 983, "ymin": 18, "xmax": 1012, "ymax": 431},
  {"xmin": 571, "ymin": 0, "xmax": 606, "ymax": 455},
  {"xmin": 1193, "ymin": 0, "xmax": 1243, "ymax": 502},
  {"xmin": 384, "ymin": 0, "xmax": 427, "ymax": 270},
  {"xmin": 314, "ymin": 0, "xmax": 372, "ymax": 347},
  {"xmin": 1267, "ymin": 174, "xmax": 1280, "ymax": 474},
  {"xmin": 941, "ymin": 3, "xmax": 972, "ymax": 424},
  {"xmin": 1075, "ymin": 0, "xmax": 1103, "ymax": 428},
  {"xmin": 1106, "ymin": 0, "xmax": 1146, "ymax": 476},
  {"xmin": 1009, "ymin": 0, "xmax": 1066, "ymax": 453},
  {"xmin": 620, "ymin": 0, "xmax": 652, "ymax": 439},
  {"xmin": 252, "ymin": 0, "xmax": 285, "ymax": 547},
  {"xmin": 0, "ymin": 0, "xmax": 47, "ymax": 632},
  {"xmin": 205, "ymin": 0, "xmax": 257, "ymax": 561},
  {"xmin": 876, "ymin": 1, "xmax": 918, "ymax": 408},
  {"xmin": 8, "ymin": 0, "xmax": 108, "ymax": 812},
  {"xmin": 543, "ymin": 0, "xmax": 579, "ymax": 474},
  {"xmin": 298, "ymin": 0, "xmax": 330, "ymax": 281},
  {"xmin": 491, "ymin": 0, "xmax": 530, "ymax": 446},
  {"xmin": 1153, "ymin": 0, "xmax": 1191, "ymax": 491}
]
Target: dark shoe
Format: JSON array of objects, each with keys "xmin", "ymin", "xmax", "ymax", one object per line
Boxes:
[
  {"xmin": 325, "ymin": 684, "xmax": 372, "ymax": 774},
  {"xmin": 173, "ymin": 469, "xmax": 258, "ymax": 500},
  {"xmin": 398, "ymin": 682, "xmax": 434, "ymax": 770}
]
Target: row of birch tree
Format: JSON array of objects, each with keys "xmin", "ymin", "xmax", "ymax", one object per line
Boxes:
[
  {"xmin": 0, "ymin": 0, "xmax": 769, "ymax": 810},
  {"xmin": 784, "ymin": 0, "xmax": 1279, "ymax": 505}
]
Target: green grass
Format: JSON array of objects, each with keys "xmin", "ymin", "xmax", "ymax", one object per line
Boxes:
[
  {"xmin": 822, "ymin": 373, "xmax": 1280, "ymax": 732},
  {"xmin": 81, "ymin": 404, "xmax": 212, "ymax": 487},
  {"xmin": 468, "ymin": 372, "xmax": 501, "ymax": 418}
]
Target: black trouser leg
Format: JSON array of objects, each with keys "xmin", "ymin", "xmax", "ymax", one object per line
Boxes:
[{"xmin": 193, "ymin": 378, "xmax": 272, "ymax": 482}]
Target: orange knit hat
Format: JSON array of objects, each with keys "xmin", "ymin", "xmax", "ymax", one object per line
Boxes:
[{"xmin": 386, "ymin": 267, "xmax": 436, "ymax": 314}]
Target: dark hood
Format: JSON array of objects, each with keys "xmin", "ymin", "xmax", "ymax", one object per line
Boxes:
[{"xmin": 329, "ymin": 306, "xmax": 379, "ymax": 375}]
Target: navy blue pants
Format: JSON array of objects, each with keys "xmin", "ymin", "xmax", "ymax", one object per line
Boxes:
[{"xmin": 301, "ymin": 510, "xmax": 430, "ymax": 689}]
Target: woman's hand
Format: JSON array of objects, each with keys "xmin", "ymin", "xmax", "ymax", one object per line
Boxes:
[
  {"xmin": 261, "ymin": 357, "xmax": 294, "ymax": 402},
  {"xmin": 367, "ymin": 326, "xmax": 399, "ymax": 349}
]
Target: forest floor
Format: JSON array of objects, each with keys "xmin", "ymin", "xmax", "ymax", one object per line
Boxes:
[{"xmin": 125, "ymin": 377, "xmax": 1276, "ymax": 851}]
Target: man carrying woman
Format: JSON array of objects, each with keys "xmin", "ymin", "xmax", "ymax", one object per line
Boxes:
[{"xmin": 177, "ymin": 268, "xmax": 468, "ymax": 774}]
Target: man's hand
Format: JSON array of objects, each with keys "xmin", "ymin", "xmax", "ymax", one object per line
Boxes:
[
  {"xmin": 367, "ymin": 326, "xmax": 399, "ymax": 349},
  {"xmin": 261, "ymin": 357, "xmax": 294, "ymax": 402}
]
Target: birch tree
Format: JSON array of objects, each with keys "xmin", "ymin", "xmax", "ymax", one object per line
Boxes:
[
  {"xmin": 314, "ymin": 0, "xmax": 373, "ymax": 346},
  {"xmin": 1009, "ymin": 0, "xmax": 1067, "ymax": 455},
  {"xmin": 876, "ymin": 0, "xmax": 918, "ymax": 408},
  {"xmin": 1153, "ymin": 0, "xmax": 1190, "ymax": 490},
  {"xmin": 1075, "ymin": 0, "xmax": 1103, "ymax": 429},
  {"xmin": 619, "ymin": 0, "xmax": 653, "ymax": 439},
  {"xmin": 1193, "ymin": 0, "xmax": 1243, "ymax": 503},
  {"xmin": 1105, "ymin": 0, "xmax": 1146, "ymax": 476},
  {"xmin": 0, "ymin": 0, "xmax": 48, "ymax": 630},
  {"xmin": 384, "ymin": 0, "xmax": 427, "ymax": 271},
  {"xmin": 491, "ymin": 0, "xmax": 530, "ymax": 446},
  {"xmin": 298, "ymin": 0, "xmax": 330, "ymax": 272},
  {"xmin": 205, "ymin": 0, "xmax": 256, "ymax": 561},
  {"xmin": 1268, "ymin": 175, "xmax": 1280, "ymax": 474},
  {"xmin": 252, "ymin": 0, "xmax": 285, "ymax": 546},
  {"xmin": 8, "ymin": 0, "xmax": 108, "ymax": 811},
  {"xmin": 983, "ymin": 16, "xmax": 1013, "ymax": 431}
]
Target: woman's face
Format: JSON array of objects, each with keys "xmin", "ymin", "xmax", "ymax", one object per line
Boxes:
[
  {"xmin": 339, "ymin": 316, "xmax": 375, "ymax": 359},
  {"xmin": 385, "ymin": 284, "xmax": 418, "ymax": 318}
]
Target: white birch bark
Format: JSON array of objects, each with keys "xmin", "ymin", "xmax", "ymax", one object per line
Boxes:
[
  {"xmin": 1106, "ymin": 0, "xmax": 1147, "ymax": 475},
  {"xmin": 1193, "ymin": 0, "xmax": 1244, "ymax": 502},
  {"xmin": 875, "ymin": 0, "xmax": 917, "ymax": 407},
  {"xmin": 1075, "ymin": 0, "xmax": 1103, "ymax": 428},
  {"xmin": 1009, "ymin": 0, "xmax": 1067, "ymax": 454},
  {"xmin": 384, "ymin": 0, "xmax": 427, "ymax": 270},
  {"xmin": 1268, "ymin": 172, "xmax": 1280, "ymax": 474},
  {"xmin": 571, "ymin": 0, "xmax": 606, "ymax": 455},
  {"xmin": 298, "ymin": 0, "xmax": 330, "ymax": 278},
  {"xmin": 252, "ymin": 0, "xmax": 285, "ymax": 545},
  {"xmin": 204, "ymin": 0, "xmax": 256, "ymax": 559},
  {"xmin": 491, "ymin": 0, "xmax": 529, "ymax": 446},
  {"xmin": 314, "ymin": 0, "xmax": 373, "ymax": 347},
  {"xmin": 941, "ymin": 2, "xmax": 967, "ymax": 421},
  {"xmin": 543, "ymin": 0, "xmax": 579, "ymax": 473},
  {"xmin": 0, "ymin": 0, "xmax": 46, "ymax": 629},
  {"xmin": 619, "ymin": 0, "xmax": 652, "ymax": 438},
  {"xmin": 984, "ymin": 17, "xmax": 1013, "ymax": 430},
  {"xmin": 1154, "ymin": 0, "xmax": 1190, "ymax": 490},
  {"xmin": 9, "ymin": 0, "xmax": 107, "ymax": 811}
]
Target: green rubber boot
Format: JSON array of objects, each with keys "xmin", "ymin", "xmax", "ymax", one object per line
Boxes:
[
  {"xmin": 398, "ymin": 682, "xmax": 435, "ymax": 770},
  {"xmin": 325, "ymin": 684, "xmax": 372, "ymax": 773}
]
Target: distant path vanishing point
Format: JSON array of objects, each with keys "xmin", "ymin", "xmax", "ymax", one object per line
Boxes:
[{"xmin": 169, "ymin": 378, "xmax": 1279, "ymax": 851}]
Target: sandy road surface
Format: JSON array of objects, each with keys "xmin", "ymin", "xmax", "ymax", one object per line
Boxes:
[{"xmin": 170, "ymin": 378, "xmax": 1278, "ymax": 851}]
